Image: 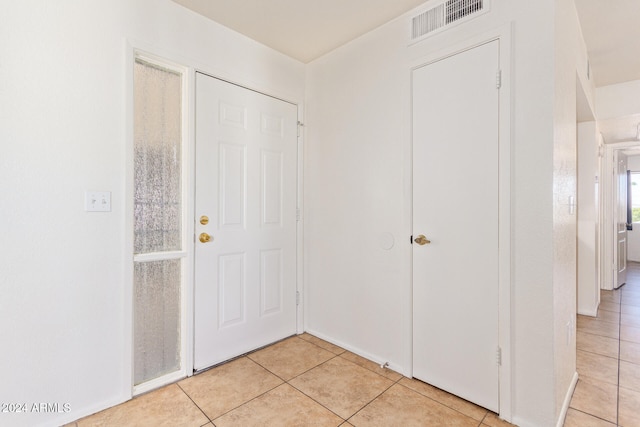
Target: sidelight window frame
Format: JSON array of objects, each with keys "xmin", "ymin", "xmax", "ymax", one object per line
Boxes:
[{"xmin": 129, "ymin": 50, "xmax": 192, "ymax": 396}]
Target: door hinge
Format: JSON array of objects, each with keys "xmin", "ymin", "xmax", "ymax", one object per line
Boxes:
[
  {"xmin": 496, "ymin": 70, "xmax": 502, "ymax": 89},
  {"xmin": 296, "ymin": 208, "xmax": 301, "ymax": 222},
  {"xmin": 296, "ymin": 291, "xmax": 300, "ymax": 306},
  {"xmin": 297, "ymin": 121, "xmax": 304, "ymax": 137},
  {"xmin": 410, "ymin": 235, "xmax": 413, "ymax": 244},
  {"xmin": 496, "ymin": 346, "xmax": 502, "ymax": 366}
]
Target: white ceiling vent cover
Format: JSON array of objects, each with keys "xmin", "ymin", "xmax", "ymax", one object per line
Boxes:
[{"xmin": 410, "ymin": 0, "xmax": 490, "ymax": 43}]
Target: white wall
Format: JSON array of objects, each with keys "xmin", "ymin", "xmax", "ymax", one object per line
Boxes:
[
  {"xmin": 0, "ymin": 2, "xmax": 304, "ymax": 426},
  {"xmin": 627, "ymin": 156, "xmax": 640, "ymax": 261},
  {"xmin": 577, "ymin": 122, "xmax": 601, "ymax": 316},
  {"xmin": 553, "ymin": 0, "xmax": 594, "ymax": 419},
  {"xmin": 1, "ymin": 1, "xmax": 596, "ymax": 426},
  {"xmin": 304, "ymin": 0, "xmax": 591, "ymax": 425},
  {"xmin": 596, "ymin": 79, "xmax": 640, "ymax": 120}
]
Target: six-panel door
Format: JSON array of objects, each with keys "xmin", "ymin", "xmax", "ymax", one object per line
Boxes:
[{"xmin": 194, "ymin": 73, "xmax": 298, "ymax": 370}]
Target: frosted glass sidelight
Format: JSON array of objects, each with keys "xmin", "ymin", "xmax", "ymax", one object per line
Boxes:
[
  {"xmin": 133, "ymin": 58, "xmax": 184, "ymax": 387},
  {"xmin": 134, "ymin": 259, "xmax": 181, "ymax": 385},
  {"xmin": 134, "ymin": 59, "xmax": 182, "ymax": 254}
]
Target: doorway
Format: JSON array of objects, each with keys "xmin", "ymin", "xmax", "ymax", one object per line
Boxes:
[
  {"xmin": 602, "ymin": 142, "xmax": 640, "ymax": 291},
  {"xmin": 412, "ymin": 39, "xmax": 502, "ymax": 412},
  {"xmin": 193, "ymin": 72, "xmax": 299, "ymax": 370}
]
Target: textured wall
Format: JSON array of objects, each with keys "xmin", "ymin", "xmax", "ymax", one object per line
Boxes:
[
  {"xmin": 0, "ymin": 2, "xmax": 304, "ymax": 426},
  {"xmin": 304, "ymin": 1, "xmax": 587, "ymax": 425},
  {"xmin": 553, "ymin": 0, "xmax": 594, "ymax": 420}
]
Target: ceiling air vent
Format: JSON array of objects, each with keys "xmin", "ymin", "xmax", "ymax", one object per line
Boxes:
[{"xmin": 410, "ymin": 0, "xmax": 490, "ymax": 44}]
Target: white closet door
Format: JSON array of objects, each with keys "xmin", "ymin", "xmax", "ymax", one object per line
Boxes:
[{"xmin": 412, "ymin": 40, "xmax": 500, "ymax": 412}]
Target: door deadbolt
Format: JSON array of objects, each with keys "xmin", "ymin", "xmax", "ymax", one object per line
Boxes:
[{"xmin": 200, "ymin": 215, "xmax": 209, "ymax": 225}]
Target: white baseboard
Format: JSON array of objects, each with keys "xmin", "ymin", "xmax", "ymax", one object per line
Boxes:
[
  {"xmin": 577, "ymin": 306, "xmax": 598, "ymax": 317},
  {"xmin": 46, "ymin": 395, "xmax": 127, "ymax": 427},
  {"xmin": 303, "ymin": 328, "xmax": 405, "ymax": 375},
  {"xmin": 556, "ymin": 371, "xmax": 579, "ymax": 427}
]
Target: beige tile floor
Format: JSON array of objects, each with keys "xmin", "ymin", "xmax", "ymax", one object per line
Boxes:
[
  {"xmin": 66, "ymin": 261, "xmax": 640, "ymax": 427},
  {"xmin": 566, "ymin": 262, "xmax": 640, "ymax": 427},
  {"xmin": 69, "ymin": 333, "xmax": 516, "ymax": 426}
]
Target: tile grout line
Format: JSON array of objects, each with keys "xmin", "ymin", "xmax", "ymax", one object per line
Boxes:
[
  {"xmin": 615, "ymin": 270, "xmax": 640, "ymax": 426},
  {"xmin": 246, "ymin": 341, "xmax": 349, "ymax": 422},
  {"xmin": 174, "ymin": 382, "xmax": 214, "ymax": 425},
  {"xmin": 184, "ymin": 356, "xmax": 288, "ymax": 424},
  {"xmin": 566, "ymin": 407, "xmax": 615, "ymax": 425},
  {"xmin": 617, "ymin": 286, "xmax": 623, "ymax": 426},
  {"xmin": 282, "ymin": 350, "xmax": 347, "ymax": 422},
  {"xmin": 246, "ymin": 337, "xmax": 344, "ymax": 383},
  {"xmin": 217, "ymin": 335, "xmax": 405, "ymax": 424},
  {"xmin": 342, "ymin": 375, "xmax": 403, "ymax": 424},
  {"xmin": 270, "ymin": 336, "xmax": 409, "ymax": 423},
  {"xmin": 209, "ymin": 381, "xmax": 290, "ymax": 423},
  {"xmin": 283, "ymin": 379, "xmax": 346, "ymax": 422},
  {"xmin": 163, "ymin": 333, "xmax": 516, "ymax": 426},
  {"xmin": 575, "ymin": 323, "xmax": 620, "ymax": 342},
  {"xmin": 283, "ymin": 348, "xmax": 405, "ymax": 423},
  {"xmin": 293, "ymin": 335, "xmax": 495, "ymax": 425},
  {"xmin": 615, "ymin": 289, "xmax": 622, "ymax": 427},
  {"xmin": 207, "ymin": 357, "xmax": 288, "ymax": 422},
  {"xmin": 394, "ymin": 379, "xmax": 490, "ymax": 424}
]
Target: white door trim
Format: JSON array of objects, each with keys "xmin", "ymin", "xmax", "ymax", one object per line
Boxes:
[
  {"xmin": 124, "ymin": 40, "xmax": 305, "ymax": 399},
  {"xmin": 602, "ymin": 140, "xmax": 640, "ymax": 290},
  {"xmin": 408, "ymin": 24, "xmax": 512, "ymax": 422}
]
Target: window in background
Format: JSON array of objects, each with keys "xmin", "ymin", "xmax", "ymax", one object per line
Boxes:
[{"xmin": 630, "ymin": 172, "xmax": 640, "ymax": 223}]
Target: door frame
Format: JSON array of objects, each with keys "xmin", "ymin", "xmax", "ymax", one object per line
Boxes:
[
  {"xmin": 408, "ymin": 25, "xmax": 512, "ymax": 420},
  {"xmin": 602, "ymin": 141, "xmax": 640, "ymax": 290},
  {"xmin": 124, "ymin": 40, "xmax": 305, "ymax": 399}
]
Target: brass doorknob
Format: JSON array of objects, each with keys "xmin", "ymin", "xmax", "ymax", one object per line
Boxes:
[
  {"xmin": 414, "ymin": 235, "xmax": 431, "ymax": 245},
  {"xmin": 199, "ymin": 232, "xmax": 212, "ymax": 243}
]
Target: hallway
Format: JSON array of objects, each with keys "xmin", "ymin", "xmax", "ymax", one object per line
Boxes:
[{"xmin": 566, "ymin": 262, "xmax": 640, "ymax": 426}]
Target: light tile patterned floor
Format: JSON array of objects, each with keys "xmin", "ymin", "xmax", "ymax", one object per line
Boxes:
[
  {"xmin": 66, "ymin": 263, "xmax": 640, "ymax": 426},
  {"xmin": 566, "ymin": 262, "xmax": 640, "ymax": 427},
  {"xmin": 69, "ymin": 333, "xmax": 515, "ymax": 426}
]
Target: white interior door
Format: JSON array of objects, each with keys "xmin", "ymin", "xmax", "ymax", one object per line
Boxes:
[
  {"xmin": 615, "ymin": 151, "xmax": 628, "ymax": 288},
  {"xmin": 194, "ymin": 73, "xmax": 298, "ymax": 370},
  {"xmin": 412, "ymin": 40, "xmax": 500, "ymax": 412}
]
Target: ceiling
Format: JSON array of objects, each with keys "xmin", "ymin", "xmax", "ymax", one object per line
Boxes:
[
  {"xmin": 597, "ymin": 114, "xmax": 640, "ymax": 144},
  {"xmin": 574, "ymin": 0, "xmax": 640, "ymax": 88},
  {"xmin": 172, "ymin": 0, "xmax": 427, "ymax": 63},
  {"xmin": 174, "ymin": 0, "xmax": 640, "ymax": 86},
  {"xmin": 575, "ymin": 0, "xmax": 640, "ymax": 143},
  {"xmin": 173, "ymin": 0, "xmax": 640, "ymax": 141}
]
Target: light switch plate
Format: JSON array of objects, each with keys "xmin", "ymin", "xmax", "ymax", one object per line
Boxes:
[{"xmin": 85, "ymin": 191, "xmax": 111, "ymax": 212}]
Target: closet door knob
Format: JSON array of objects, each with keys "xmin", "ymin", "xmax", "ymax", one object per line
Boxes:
[{"xmin": 414, "ymin": 235, "xmax": 431, "ymax": 245}]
